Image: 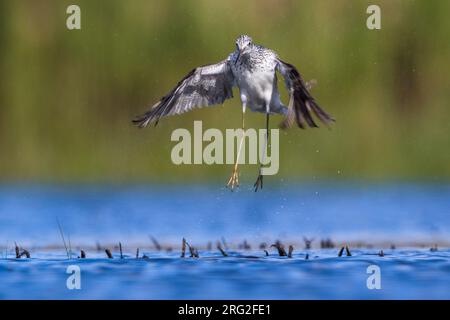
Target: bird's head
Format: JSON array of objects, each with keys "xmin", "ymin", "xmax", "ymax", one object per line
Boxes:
[{"xmin": 235, "ymin": 35, "xmax": 253, "ymax": 52}]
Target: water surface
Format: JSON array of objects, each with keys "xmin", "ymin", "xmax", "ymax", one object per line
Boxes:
[{"xmin": 0, "ymin": 183, "xmax": 449, "ymax": 299}]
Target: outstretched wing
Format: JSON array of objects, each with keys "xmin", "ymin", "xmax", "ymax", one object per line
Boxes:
[
  {"xmin": 277, "ymin": 59, "xmax": 335, "ymax": 129},
  {"xmin": 133, "ymin": 59, "xmax": 235, "ymax": 127}
]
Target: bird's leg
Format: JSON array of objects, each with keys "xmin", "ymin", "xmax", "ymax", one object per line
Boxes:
[
  {"xmin": 254, "ymin": 112, "xmax": 270, "ymax": 192},
  {"xmin": 227, "ymin": 103, "xmax": 246, "ymax": 190}
]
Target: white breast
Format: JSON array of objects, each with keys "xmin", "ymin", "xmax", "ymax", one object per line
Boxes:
[
  {"xmin": 230, "ymin": 47, "xmax": 284, "ymax": 114},
  {"xmin": 236, "ymin": 68, "xmax": 277, "ymax": 112}
]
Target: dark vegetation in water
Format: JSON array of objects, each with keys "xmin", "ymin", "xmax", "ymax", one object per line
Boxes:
[
  {"xmin": 288, "ymin": 245, "xmax": 294, "ymax": 258},
  {"xmin": 105, "ymin": 249, "xmax": 113, "ymax": 259},
  {"xmin": 14, "ymin": 242, "xmax": 30, "ymax": 259},
  {"xmin": 303, "ymin": 237, "xmax": 314, "ymax": 249},
  {"xmin": 3, "ymin": 224, "xmax": 446, "ymax": 261},
  {"xmin": 321, "ymin": 238, "xmax": 335, "ymax": 249},
  {"xmin": 4, "ymin": 232, "xmax": 447, "ymax": 261},
  {"xmin": 338, "ymin": 246, "xmax": 352, "ymax": 257},
  {"xmin": 5, "ymin": 233, "xmax": 446, "ymax": 261},
  {"xmin": 217, "ymin": 242, "xmax": 228, "ymax": 257},
  {"xmin": 149, "ymin": 236, "xmax": 162, "ymax": 251},
  {"xmin": 180, "ymin": 238, "xmax": 186, "ymax": 258},
  {"xmin": 271, "ymin": 241, "xmax": 288, "ymax": 257}
]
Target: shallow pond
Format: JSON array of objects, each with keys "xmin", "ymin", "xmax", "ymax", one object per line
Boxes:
[{"xmin": 0, "ymin": 183, "xmax": 449, "ymax": 299}]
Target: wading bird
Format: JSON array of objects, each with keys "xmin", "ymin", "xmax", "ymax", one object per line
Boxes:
[{"xmin": 133, "ymin": 35, "xmax": 334, "ymax": 191}]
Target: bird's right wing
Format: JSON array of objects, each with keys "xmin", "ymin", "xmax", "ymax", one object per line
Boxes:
[
  {"xmin": 133, "ymin": 59, "xmax": 235, "ymax": 127},
  {"xmin": 276, "ymin": 59, "xmax": 334, "ymax": 129}
]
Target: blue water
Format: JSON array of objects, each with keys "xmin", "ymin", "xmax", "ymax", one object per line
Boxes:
[{"xmin": 0, "ymin": 183, "xmax": 449, "ymax": 299}]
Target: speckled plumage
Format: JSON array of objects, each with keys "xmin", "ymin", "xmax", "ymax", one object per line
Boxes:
[{"xmin": 229, "ymin": 40, "xmax": 283, "ymax": 114}]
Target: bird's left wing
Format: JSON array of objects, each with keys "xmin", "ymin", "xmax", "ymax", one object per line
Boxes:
[
  {"xmin": 133, "ymin": 59, "xmax": 235, "ymax": 127},
  {"xmin": 276, "ymin": 59, "xmax": 335, "ymax": 129}
]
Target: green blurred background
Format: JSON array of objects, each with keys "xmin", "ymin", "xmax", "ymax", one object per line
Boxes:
[{"xmin": 0, "ymin": 0, "xmax": 449, "ymax": 183}]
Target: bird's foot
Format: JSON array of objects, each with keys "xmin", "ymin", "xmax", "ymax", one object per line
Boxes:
[
  {"xmin": 253, "ymin": 173, "xmax": 263, "ymax": 192},
  {"xmin": 226, "ymin": 169, "xmax": 240, "ymax": 191}
]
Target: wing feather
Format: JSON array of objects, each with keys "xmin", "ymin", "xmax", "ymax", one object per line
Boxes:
[
  {"xmin": 133, "ymin": 59, "xmax": 235, "ymax": 127},
  {"xmin": 277, "ymin": 59, "xmax": 334, "ymax": 129}
]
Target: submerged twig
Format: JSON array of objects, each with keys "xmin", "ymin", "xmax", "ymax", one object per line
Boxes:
[
  {"xmin": 288, "ymin": 245, "xmax": 294, "ymax": 258},
  {"xmin": 221, "ymin": 237, "xmax": 229, "ymax": 250},
  {"xmin": 303, "ymin": 237, "xmax": 315, "ymax": 250},
  {"xmin": 68, "ymin": 234, "xmax": 73, "ymax": 259},
  {"xmin": 345, "ymin": 246, "xmax": 352, "ymax": 257},
  {"xmin": 105, "ymin": 249, "xmax": 113, "ymax": 259},
  {"xmin": 181, "ymin": 238, "xmax": 186, "ymax": 258},
  {"xmin": 271, "ymin": 241, "xmax": 287, "ymax": 257},
  {"xmin": 56, "ymin": 218, "xmax": 71, "ymax": 259},
  {"xmin": 15, "ymin": 242, "xmax": 20, "ymax": 259},
  {"xmin": 149, "ymin": 236, "xmax": 162, "ymax": 251},
  {"xmin": 18, "ymin": 249, "xmax": 30, "ymax": 258},
  {"xmin": 4, "ymin": 241, "xmax": 8, "ymax": 259},
  {"xmin": 189, "ymin": 246, "xmax": 199, "ymax": 258},
  {"xmin": 14, "ymin": 243, "xmax": 30, "ymax": 259},
  {"xmin": 321, "ymin": 238, "xmax": 335, "ymax": 249},
  {"xmin": 217, "ymin": 242, "xmax": 228, "ymax": 257},
  {"xmin": 238, "ymin": 240, "xmax": 251, "ymax": 250},
  {"xmin": 183, "ymin": 239, "xmax": 199, "ymax": 258}
]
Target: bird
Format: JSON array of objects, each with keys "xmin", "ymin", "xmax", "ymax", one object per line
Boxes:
[{"xmin": 133, "ymin": 35, "xmax": 335, "ymax": 191}]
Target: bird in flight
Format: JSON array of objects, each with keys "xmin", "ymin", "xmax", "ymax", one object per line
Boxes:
[{"xmin": 133, "ymin": 35, "xmax": 334, "ymax": 191}]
